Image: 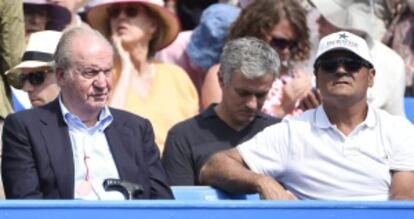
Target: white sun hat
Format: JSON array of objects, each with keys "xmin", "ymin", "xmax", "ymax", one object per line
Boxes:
[{"xmin": 6, "ymin": 30, "xmax": 62, "ymax": 75}]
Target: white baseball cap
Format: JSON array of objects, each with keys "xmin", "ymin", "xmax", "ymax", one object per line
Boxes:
[{"xmin": 315, "ymin": 31, "xmax": 373, "ymax": 66}]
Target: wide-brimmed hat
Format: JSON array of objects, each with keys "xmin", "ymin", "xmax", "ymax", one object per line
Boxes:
[
  {"xmin": 23, "ymin": 0, "xmax": 71, "ymax": 31},
  {"xmin": 315, "ymin": 31, "xmax": 373, "ymax": 66},
  {"xmin": 6, "ymin": 30, "xmax": 62, "ymax": 88},
  {"xmin": 186, "ymin": 3, "xmax": 240, "ymax": 70},
  {"xmin": 85, "ymin": 0, "xmax": 180, "ymax": 51},
  {"xmin": 310, "ymin": 0, "xmax": 377, "ymax": 35}
]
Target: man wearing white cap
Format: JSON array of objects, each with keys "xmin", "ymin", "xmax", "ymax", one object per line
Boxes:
[
  {"xmin": 309, "ymin": 0, "xmax": 406, "ymax": 116},
  {"xmin": 6, "ymin": 30, "xmax": 61, "ymax": 107},
  {"xmin": 200, "ymin": 31, "xmax": 414, "ymax": 200}
]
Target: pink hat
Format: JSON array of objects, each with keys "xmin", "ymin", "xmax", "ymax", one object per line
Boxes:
[
  {"xmin": 86, "ymin": 0, "xmax": 180, "ymax": 51},
  {"xmin": 23, "ymin": 0, "xmax": 71, "ymax": 31}
]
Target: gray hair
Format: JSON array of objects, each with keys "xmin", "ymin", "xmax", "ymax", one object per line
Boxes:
[
  {"xmin": 54, "ymin": 26, "xmax": 113, "ymax": 75},
  {"xmin": 219, "ymin": 37, "xmax": 280, "ymax": 85}
]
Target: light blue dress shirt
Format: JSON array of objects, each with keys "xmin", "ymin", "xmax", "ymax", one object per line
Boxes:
[{"xmin": 59, "ymin": 96, "xmax": 124, "ymax": 200}]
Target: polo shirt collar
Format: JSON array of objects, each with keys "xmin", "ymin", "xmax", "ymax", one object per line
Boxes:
[{"xmin": 313, "ymin": 105, "xmax": 376, "ymax": 129}]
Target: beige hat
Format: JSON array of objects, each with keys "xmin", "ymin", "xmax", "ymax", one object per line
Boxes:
[
  {"xmin": 85, "ymin": 0, "xmax": 180, "ymax": 51},
  {"xmin": 315, "ymin": 31, "xmax": 373, "ymax": 66},
  {"xmin": 311, "ymin": 0, "xmax": 377, "ymax": 35},
  {"xmin": 7, "ymin": 30, "xmax": 62, "ymax": 75}
]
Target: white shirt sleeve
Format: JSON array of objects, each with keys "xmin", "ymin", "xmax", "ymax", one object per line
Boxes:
[
  {"xmin": 385, "ymin": 116, "xmax": 414, "ymax": 171},
  {"xmin": 237, "ymin": 121, "xmax": 290, "ymax": 178}
]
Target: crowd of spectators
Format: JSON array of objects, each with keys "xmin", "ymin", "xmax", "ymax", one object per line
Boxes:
[{"xmin": 0, "ymin": 0, "xmax": 413, "ymax": 200}]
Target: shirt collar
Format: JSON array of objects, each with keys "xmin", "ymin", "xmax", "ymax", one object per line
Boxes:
[
  {"xmin": 201, "ymin": 103, "xmax": 267, "ymax": 120},
  {"xmin": 313, "ymin": 105, "xmax": 376, "ymax": 129},
  {"xmin": 59, "ymin": 95, "xmax": 113, "ymax": 131}
]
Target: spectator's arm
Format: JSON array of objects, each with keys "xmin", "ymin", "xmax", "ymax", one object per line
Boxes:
[
  {"xmin": 162, "ymin": 130, "xmax": 196, "ymax": 185},
  {"xmin": 390, "ymin": 171, "xmax": 414, "ymax": 200},
  {"xmin": 199, "ymin": 148, "xmax": 295, "ymax": 200}
]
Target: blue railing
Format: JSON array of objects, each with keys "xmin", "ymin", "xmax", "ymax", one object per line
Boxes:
[
  {"xmin": 405, "ymin": 97, "xmax": 414, "ymax": 123},
  {"xmin": 0, "ymin": 187, "xmax": 413, "ymax": 219}
]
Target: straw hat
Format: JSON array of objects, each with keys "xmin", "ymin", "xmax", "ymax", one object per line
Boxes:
[
  {"xmin": 86, "ymin": 0, "xmax": 180, "ymax": 51},
  {"xmin": 6, "ymin": 31, "xmax": 62, "ymax": 88},
  {"xmin": 23, "ymin": 0, "xmax": 71, "ymax": 31}
]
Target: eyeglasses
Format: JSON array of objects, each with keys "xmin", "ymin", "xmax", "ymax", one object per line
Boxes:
[
  {"xmin": 315, "ymin": 57, "xmax": 373, "ymax": 73},
  {"xmin": 269, "ymin": 37, "xmax": 297, "ymax": 50},
  {"xmin": 19, "ymin": 70, "xmax": 50, "ymax": 87},
  {"xmin": 107, "ymin": 5, "xmax": 139, "ymax": 18}
]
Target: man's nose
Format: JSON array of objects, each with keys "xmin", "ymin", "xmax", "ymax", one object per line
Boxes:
[{"xmin": 246, "ymin": 95, "xmax": 258, "ymax": 110}]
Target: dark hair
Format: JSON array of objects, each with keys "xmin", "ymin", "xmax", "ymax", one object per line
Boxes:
[{"xmin": 229, "ymin": 0, "xmax": 310, "ymax": 62}]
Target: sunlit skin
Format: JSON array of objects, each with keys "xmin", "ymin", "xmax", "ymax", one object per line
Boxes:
[
  {"xmin": 216, "ymin": 71, "xmax": 275, "ymax": 131},
  {"xmin": 21, "ymin": 66, "xmax": 60, "ymax": 107},
  {"xmin": 267, "ymin": 18, "xmax": 298, "ymax": 62},
  {"xmin": 109, "ymin": 3, "xmax": 156, "ymax": 51},
  {"xmin": 56, "ymin": 34, "xmax": 114, "ymax": 126},
  {"xmin": 315, "ymin": 51, "xmax": 375, "ymax": 108},
  {"xmin": 24, "ymin": 5, "xmax": 48, "ymax": 43}
]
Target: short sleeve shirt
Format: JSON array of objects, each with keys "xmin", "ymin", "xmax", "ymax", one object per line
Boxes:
[{"xmin": 238, "ymin": 105, "xmax": 414, "ymax": 200}]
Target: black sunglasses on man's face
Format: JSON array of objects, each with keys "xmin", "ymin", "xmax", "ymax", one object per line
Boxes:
[
  {"xmin": 315, "ymin": 57, "xmax": 373, "ymax": 73},
  {"xmin": 19, "ymin": 70, "xmax": 49, "ymax": 87}
]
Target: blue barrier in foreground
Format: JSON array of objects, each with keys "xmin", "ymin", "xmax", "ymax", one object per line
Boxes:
[
  {"xmin": 405, "ymin": 97, "xmax": 414, "ymax": 123},
  {"xmin": 0, "ymin": 200, "xmax": 414, "ymax": 219}
]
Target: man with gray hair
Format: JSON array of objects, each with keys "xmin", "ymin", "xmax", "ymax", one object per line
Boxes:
[
  {"xmin": 162, "ymin": 37, "xmax": 280, "ymax": 185},
  {"xmin": 200, "ymin": 31, "xmax": 414, "ymax": 200},
  {"xmin": 1, "ymin": 26, "xmax": 173, "ymax": 199}
]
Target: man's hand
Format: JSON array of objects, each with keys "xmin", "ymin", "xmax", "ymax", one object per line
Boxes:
[
  {"xmin": 255, "ymin": 175, "xmax": 297, "ymax": 200},
  {"xmin": 299, "ymin": 88, "xmax": 322, "ymax": 111}
]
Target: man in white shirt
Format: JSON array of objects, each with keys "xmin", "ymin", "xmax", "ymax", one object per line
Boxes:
[{"xmin": 200, "ymin": 31, "xmax": 414, "ymax": 200}]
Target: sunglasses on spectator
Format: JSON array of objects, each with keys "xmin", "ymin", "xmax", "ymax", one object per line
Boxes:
[
  {"xmin": 19, "ymin": 70, "xmax": 50, "ymax": 87},
  {"xmin": 107, "ymin": 5, "xmax": 140, "ymax": 18},
  {"xmin": 269, "ymin": 37, "xmax": 297, "ymax": 50},
  {"xmin": 315, "ymin": 57, "xmax": 373, "ymax": 73}
]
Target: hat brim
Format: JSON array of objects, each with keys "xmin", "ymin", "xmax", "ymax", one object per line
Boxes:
[
  {"xmin": 311, "ymin": 0, "xmax": 370, "ymax": 33},
  {"xmin": 315, "ymin": 47, "xmax": 373, "ymax": 67},
  {"xmin": 24, "ymin": 3, "xmax": 71, "ymax": 30},
  {"xmin": 86, "ymin": 0, "xmax": 180, "ymax": 51},
  {"xmin": 6, "ymin": 61, "xmax": 53, "ymax": 75}
]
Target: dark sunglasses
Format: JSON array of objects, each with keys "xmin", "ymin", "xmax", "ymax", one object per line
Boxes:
[
  {"xmin": 315, "ymin": 57, "xmax": 373, "ymax": 73},
  {"xmin": 19, "ymin": 70, "xmax": 49, "ymax": 87},
  {"xmin": 269, "ymin": 37, "xmax": 296, "ymax": 50},
  {"xmin": 107, "ymin": 5, "xmax": 139, "ymax": 18}
]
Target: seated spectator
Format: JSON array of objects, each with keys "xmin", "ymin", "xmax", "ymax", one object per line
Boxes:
[
  {"xmin": 1, "ymin": 26, "xmax": 173, "ymax": 199},
  {"xmin": 200, "ymin": 31, "xmax": 414, "ymax": 200},
  {"xmin": 86, "ymin": 0, "xmax": 199, "ymax": 152},
  {"xmin": 382, "ymin": 0, "xmax": 414, "ymax": 96},
  {"xmin": 156, "ymin": 3, "xmax": 240, "ymax": 102},
  {"xmin": 162, "ymin": 37, "xmax": 280, "ymax": 185},
  {"xmin": 0, "ymin": 0, "xmax": 26, "ymax": 200},
  {"xmin": 311, "ymin": 0, "xmax": 406, "ymax": 116},
  {"xmin": 6, "ymin": 31, "xmax": 61, "ymax": 107},
  {"xmin": 23, "ymin": 0, "xmax": 71, "ymax": 42},
  {"xmin": 201, "ymin": 0, "xmax": 314, "ymax": 118},
  {"xmin": 45, "ymin": 0, "xmax": 90, "ymax": 27}
]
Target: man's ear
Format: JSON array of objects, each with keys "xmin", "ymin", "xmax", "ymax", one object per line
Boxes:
[
  {"xmin": 314, "ymin": 70, "xmax": 319, "ymax": 88},
  {"xmin": 55, "ymin": 67, "xmax": 66, "ymax": 86},
  {"xmin": 218, "ymin": 71, "xmax": 225, "ymax": 89},
  {"xmin": 368, "ymin": 68, "xmax": 375, "ymax": 88}
]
